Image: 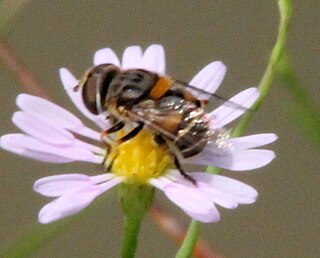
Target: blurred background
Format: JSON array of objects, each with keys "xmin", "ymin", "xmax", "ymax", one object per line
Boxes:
[{"xmin": 0, "ymin": 1, "xmax": 319, "ymax": 257}]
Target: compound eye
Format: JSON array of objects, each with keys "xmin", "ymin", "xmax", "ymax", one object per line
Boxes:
[
  {"xmin": 81, "ymin": 64, "xmax": 119, "ymax": 115},
  {"xmin": 82, "ymin": 76, "xmax": 99, "ymax": 114}
]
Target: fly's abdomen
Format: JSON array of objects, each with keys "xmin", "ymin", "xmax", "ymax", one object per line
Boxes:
[{"xmin": 175, "ymin": 109, "xmax": 210, "ymax": 158}]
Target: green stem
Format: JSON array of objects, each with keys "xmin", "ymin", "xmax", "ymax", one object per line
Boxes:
[
  {"xmin": 175, "ymin": 221, "xmax": 201, "ymax": 258},
  {"xmin": 276, "ymin": 54, "xmax": 320, "ymax": 150},
  {"xmin": 233, "ymin": 0, "xmax": 292, "ymax": 137},
  {"xmin": 176, "ymin": 1, "xmax": 292, "ymax": 257},
  {"xmin": 119, "ymin": 184, "xmax": 154, "ymax": 258},
  {"xmin": 121, "ymin": 215, "xmax": 142, "ymax": 258}
]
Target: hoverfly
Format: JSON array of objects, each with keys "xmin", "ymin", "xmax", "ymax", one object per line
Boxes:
[{"xmin": 79, "ymin": 64, "xmax": 248, "ymax": 183}]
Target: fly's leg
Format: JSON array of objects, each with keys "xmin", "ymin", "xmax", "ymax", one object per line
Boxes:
[
  {"xmin": 174, "ymin": 156, "xmax": 197, "ymax": 186},
  {"xmin": 106, "ymin": 156, "xmax": 116, "ymax": 171},
  {"xmin": 101, "ymin": 121, "xmax": 125, "ymax": 144},
  {"xmin": 153, "ymin": 134, "xmax": 166, "ymax": 146},
  {"xmin": 117, "ymin": 122, "xmax": 144, "ymax": 144},
  {"xmin": 101, "ymin": 121, "xmax": 125, "ymax": 169},
  {"xmin": 161, "ymin": 137, "xmax": 197, "ymax": 185},
  {"xmin": 102, "ymin": 121, "xmax": 144, "ymax": 144}
]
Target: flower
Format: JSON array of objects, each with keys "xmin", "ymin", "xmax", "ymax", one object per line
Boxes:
[{"xmin": 0, "ymin": 44, "xmax": 277, "ymax": 224}]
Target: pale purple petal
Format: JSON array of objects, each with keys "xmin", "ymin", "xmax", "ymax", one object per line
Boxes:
[
  {"xmin": 16, "ymin": 94, "xmax": 83, "ymax": 131},
  {"xmin": 141, "ymin": 44, "xmax": 165, "ymax": 74},
  {"xmin": 76, "ymin": 127, "xmax": 101, "ymax": 141},
  {"xmin": 38, "ymin": 177, "xmax": 123, "ymax": 223},
  {"xmin": 122, "ymin": 46, "xmax": 143, "ymax": 69},
  {"xmin": 164, "ymin": 185, "xmax": 214, "ymax": 213},
  {"xmin": 16, "ymin": 94, "xmax": 101, "ymax": 140},
  {"xmin": 59, "ymin": 67, "xmax": 90, "ymax": 112},
  {"xmin": 166, "ymin": 171, "xmax": 239, "ymax": 209},
  {"xmin": 191, "ymin": 173, "xmax": 258, "ymax": 204},
  {"xmin": 97, "ymin": 176, "xmax": 125, "ymax": 192},
  {"xmin": 12, "ymin": 111, "xmax": 75, "ymax": 146},
  {"xmin": 192, "ymin": 133, "xmax": 277, "ymax": 159},
  {"xmin": 200, "ymin": 187, "xmax": 239, "ymax": 209},
  {"xmin": 210, "ymin": 87, "xmax": 260, "ymax": 128},
  {"xmin": 151, "ymin": 175, "xmax": 222, "ymax": 223},
  {"xmin": 186, "ymin": 149, "xmax": 276, "ymax": 171},
  {"xmin": 183, "ymin": 206, "xmax": 221, "ymax": 223},
  {"xmin": 14, "ymin": 104, "xmax": 103, "ymax": 153},
  {"xmin": 90, "ymin": 174, "xmax": 117, "ymax": 184},
  {"xmin": 0, "ymin": 134, "xmax": 73, "ymax": 163},
  {"xmin": 0, "ymin": 134, "xmax": 103, "ymax": 164},
  {"xmin": 150, "ymin": 178, "xmax": 214, "ymax": 214},
  {"xmin": 34, "ymin": 174, "xmax": 92, "ymax": 197},
  {"xmin": 38, "ymin": 185, "xmax": 102, "ymax": 224},
  {"xmin": 74, "ymin": 140, "xmax": 106, "ymax": 155},
  {"xmin": 93, "ymin": 48, "xmax": 120, "ymax": 66},
  {"xmin": 58, "ymin": 66, "xmax": 78, "ymax": 89},
  {"xmin": 33, "ymin": 173, "xmax": 115, "ymax": 197},
  {"xmin": 229, "ymin": 134, "xmax": 278, "ymax": 150},
  {"xmin": 189, "ymin": 61, "xmax": 227, "ymax": 96},
  {"xmin": 59, "ymin": 68, "xmax": 110, "ymax": 129}
]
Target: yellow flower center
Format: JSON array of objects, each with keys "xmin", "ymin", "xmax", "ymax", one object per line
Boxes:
[{"xmin": 105, "ymin": 130, "xmax": 172, "ymax": 184}]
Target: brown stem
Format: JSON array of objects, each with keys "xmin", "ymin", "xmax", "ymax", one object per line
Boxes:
[
  {"xmin": 150, "ymin": 204, "xmax": 224, "ymax": 258},
  {"xmin": 0, "ymin": 36, "xmax": 50, "ymax": 99}
]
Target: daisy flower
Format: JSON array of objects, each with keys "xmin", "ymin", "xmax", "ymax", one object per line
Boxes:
[{"xmin": 0, "ymin": 44, "xmax": 277, "ymax": 224}]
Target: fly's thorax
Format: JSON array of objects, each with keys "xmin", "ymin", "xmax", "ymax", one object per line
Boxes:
[{"xmin": 106, "ymin": 69, "xmax": 159, "ymax": 109}]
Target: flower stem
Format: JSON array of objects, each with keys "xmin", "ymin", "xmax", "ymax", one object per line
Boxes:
[
  {"xmin": 121, "ymin": 215, "xmax": 143, "ymax": 258},
  {"xmin": 175, "ymin": 221, "xmax": 201, "ymax": 258},
  {"xmin": 276, "ymin": 54, "xmax": 320, "ymax": 150},
  {"xmin": 176, "ymin": 1, "xmax": 292, "ymax": 257},
  {"xmin": 119, "ymin": 184, "xmax": 155, "ymax": 258},
  {"xmin": 233, "ymin": 0, "xmax": 292, "ymax": 137}
]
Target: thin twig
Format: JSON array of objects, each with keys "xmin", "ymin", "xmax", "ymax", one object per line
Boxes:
[
  {"xmin": 150, "ymin": 205, "xmax": 224, "ymax": 258},
  {"xmin": 0, "ymin": 36, "xmax": 50, "ymax": 99}
]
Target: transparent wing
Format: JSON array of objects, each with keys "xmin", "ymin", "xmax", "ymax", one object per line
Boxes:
[
  {"xmin": 129, "ymin": 99, "xmax": 183, "ymax": 140},
  {"xmin": 127, "ymin": 101, "xmax": 234, "ymax": 159},
  {"xmin": 173, "ymin": 80, "xmax": 254, "ymax": 112},
  {"xmin": 121, "ymin": 83, "xmax": 258, "ymax": 159}
]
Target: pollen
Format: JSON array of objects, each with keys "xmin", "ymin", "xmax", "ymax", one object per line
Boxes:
[{"xmin": 105, "ymin": 130, "xmax": 172, "ymax": 184}]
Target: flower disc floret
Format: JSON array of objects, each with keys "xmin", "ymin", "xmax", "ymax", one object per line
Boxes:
[{"xmin": 109, "ymin": 130, "xmax": 172, "ymax": 184}]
